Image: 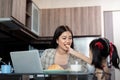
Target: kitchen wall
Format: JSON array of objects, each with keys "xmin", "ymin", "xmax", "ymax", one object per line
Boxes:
[
  {"xmin": 112, "ymin": 12, "xmax": 120, "ymax": 80},
  {"xmin": 33, "ymin": 0, "xmax": 120, "ymax": 79},
  {"xmin": 36, "ymin": 0, "xmax": 120, "ymax": 10}
]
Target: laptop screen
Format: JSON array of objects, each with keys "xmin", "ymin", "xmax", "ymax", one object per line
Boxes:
[{"xmin": 10, "ymin": 50, "xmax": 43, "ymax": 73}]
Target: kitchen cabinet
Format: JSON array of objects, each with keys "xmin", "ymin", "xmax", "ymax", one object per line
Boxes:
[
  {"xmin": 0, "ymin": 0, "xmax": 40, "ymax": 36},
  {"xmin": 0, "ymin": 0, "xmax": 26, "ymax": 25},
  {"xmin": 12, "ymin": 0, "xmax": 26, "ymax": 25},
  {"xmin": 40, "ymin": 6, "xmax": 101, "ymax": 36},
  {"xmin": 0, "ymin": 0, "xmax": 40, "ymax": 43}
]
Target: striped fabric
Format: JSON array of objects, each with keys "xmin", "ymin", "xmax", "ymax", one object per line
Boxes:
[{"xmin": 41, "ymin": 49, "xmax": 87, "ymax": 72}]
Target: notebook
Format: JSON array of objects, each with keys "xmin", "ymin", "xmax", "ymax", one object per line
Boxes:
[{"xmin": 10, "ymin": 50, "xmax": 43, "ymax": 73}]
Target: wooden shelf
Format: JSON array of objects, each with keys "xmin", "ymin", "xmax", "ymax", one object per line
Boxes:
[{"xmin": 25, "ymin": 0, "xmax": 32, "ymax": 30}]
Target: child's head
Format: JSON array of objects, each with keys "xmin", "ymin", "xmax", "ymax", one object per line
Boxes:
[{"xmin": 89, "ymin": 38, "xmax": 120, "ymax": 69}]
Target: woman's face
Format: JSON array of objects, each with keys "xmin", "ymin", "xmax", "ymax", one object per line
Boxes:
[{"xmin": 56, "ymin": 31, "xmax": 72, "ymax": 51}]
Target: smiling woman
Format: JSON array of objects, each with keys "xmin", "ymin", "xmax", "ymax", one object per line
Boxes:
[{"xmin": 40, "ymin": 25, "xmax": 88, "ymax": 80}]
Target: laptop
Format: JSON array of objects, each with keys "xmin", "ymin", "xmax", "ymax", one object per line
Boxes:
[{"xmin": 10, "ymin": 50, "xmax": 43, "ymax": 73}]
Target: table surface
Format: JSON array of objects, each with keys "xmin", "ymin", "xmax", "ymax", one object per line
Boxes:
[
  {"xmin": 0, "ymin": 71, "xmax": 93, "ymax": 75},
  {"xmin": 0, "ymin": 71, "xmax": 94, "ymax": 80}
]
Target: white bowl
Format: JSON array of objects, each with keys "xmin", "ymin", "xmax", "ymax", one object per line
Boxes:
[{"xmin": 70, "ymin": 64, "xmax": 82, "ymax": 72}]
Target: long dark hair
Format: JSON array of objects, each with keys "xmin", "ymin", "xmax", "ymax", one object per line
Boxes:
[
  {"xmin": 90, "ymin": 38, "xmax": 120, "ymax": 70},
  {"xmin": 51, "ymin": 25, "xmax": 74, "ymax": 48}
]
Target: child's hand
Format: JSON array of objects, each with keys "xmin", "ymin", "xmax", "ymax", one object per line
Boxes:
[{"xmin": 65, "ymin": 45, "xmax": 74, "ymax": 54}]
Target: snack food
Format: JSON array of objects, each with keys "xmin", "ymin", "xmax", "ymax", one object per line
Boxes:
[{"xmin": 48, "ymin": 64, "xmax": 64, "ymax": 70}]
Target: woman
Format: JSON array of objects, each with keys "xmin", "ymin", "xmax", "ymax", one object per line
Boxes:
[
  {"xmin": 41, "ymin": 25, "xmax": 87, "ymax": 80},
  {"xmin": 67, "ymin": 38, "xmax": 120, "ymax": 80}
]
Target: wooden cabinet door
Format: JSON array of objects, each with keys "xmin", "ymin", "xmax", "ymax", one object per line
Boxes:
[
  {"xmin": 70, "ymin": 6, "xmax": 101, "ymax": 36},
  {"xmin": 12, "ymin": 0, "xmax": 26, "ymax": 25},
  {"xmin": 0, "ymin": 0, "xmax": 12, "ymax": 18},
  {"xmin": 40, "ymin": 6, "xmax": 101, "ymax": 37}
]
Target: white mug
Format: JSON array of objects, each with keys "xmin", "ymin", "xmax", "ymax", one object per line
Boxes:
[{"xmin": 70, "ymin": 64, "xmax": 82, "ymax": 72}]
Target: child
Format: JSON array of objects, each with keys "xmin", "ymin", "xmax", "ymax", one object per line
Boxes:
[
  {"xmin": 68, "ymin": 38, "xmax": 120, "ymax": 80},
  {"xmin": 89, "ymin": 38, "xmax": 120, "ymax": 80}
]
